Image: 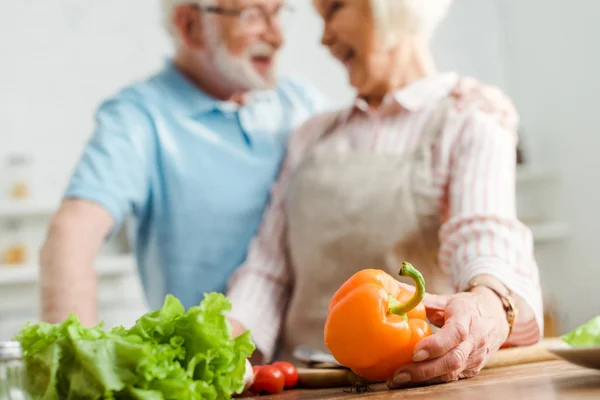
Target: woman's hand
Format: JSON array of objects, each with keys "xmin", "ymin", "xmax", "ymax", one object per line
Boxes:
[
  {"xmin": 386, "ymin": 287, "xmax": 509, "ymax": 389},
  {"xmin": 232, "ymin": 359, "xmax": 255, "ymax": 397}
]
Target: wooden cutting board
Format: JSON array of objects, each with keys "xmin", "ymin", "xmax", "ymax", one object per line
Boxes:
[{"xmin": 296, "ymin": 338, "xmax": 563, "ymax": 388}]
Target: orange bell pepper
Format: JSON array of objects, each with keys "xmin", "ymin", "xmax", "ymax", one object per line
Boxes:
[{"xmin": 323, "ymin": 261, "xmax": 432, "ymax": 381}]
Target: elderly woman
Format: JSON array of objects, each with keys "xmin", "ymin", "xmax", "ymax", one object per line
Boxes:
[{"xmin": 227, "ymin": 0, "xmax": 543, "ymax": 389}]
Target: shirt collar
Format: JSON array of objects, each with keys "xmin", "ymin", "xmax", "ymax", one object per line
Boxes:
[
  {"xmin": 339, "ymin": 71, "xmax": 460, "ymax": 122},
  {"xmin": 155, "ymin": 59, "xmax": 277, "ymax": 116}
]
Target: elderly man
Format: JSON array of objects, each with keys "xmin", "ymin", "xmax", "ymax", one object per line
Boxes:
[{"xmin": 39, "ymin": 0, "xmax": 330, "ymax": 326}]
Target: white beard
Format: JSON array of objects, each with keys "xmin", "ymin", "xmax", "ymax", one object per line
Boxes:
[
  {"xmin": 203, "ymin": 19, "xmax": 278, "ymax": 90},
  {"xmin": 213, "ymin": 41, "xmax": 278, "ymax": 90}
]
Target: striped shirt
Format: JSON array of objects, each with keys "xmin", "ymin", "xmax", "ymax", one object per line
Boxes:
[{"xmin": 227, "ymin": 72, "xmax": 543, "ymax": 362}]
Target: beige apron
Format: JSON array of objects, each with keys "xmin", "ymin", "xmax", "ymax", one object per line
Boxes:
[{"xmin": 276, "ymin": 97, "xmax": 456, "ymax": 362}]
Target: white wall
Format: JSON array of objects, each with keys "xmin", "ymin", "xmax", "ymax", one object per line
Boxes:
[
  {"xmin": 0, "ymin": 0, "xmax": 172, "ymax": 203},
  {"xmin": 432, "ymin": 0, "xmax": 508, "ymax": 87},
  {"xmin": 500, "ymin": 0, "xmax": 600, "ymax": 330}
]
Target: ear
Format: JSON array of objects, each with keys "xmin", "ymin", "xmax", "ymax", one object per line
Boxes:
[{"xmin": 172, "ymin": 4, "xmax": 205, "ymax": 49}]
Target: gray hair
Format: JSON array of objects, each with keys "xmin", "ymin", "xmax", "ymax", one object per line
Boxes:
[
  {"xmin": 371, "ymin": 0, "xmax": 453, "ymax": 46},
  {"xmin": 161, "ymin": 0, "xmax": 216, "ymax": 38}
]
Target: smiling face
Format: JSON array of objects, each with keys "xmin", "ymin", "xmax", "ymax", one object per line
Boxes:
[
  {"xmin": 172, "ymin": 0, "xmax": 285, "ymax": 91},
  {"xmin": 206, "ymin": 0, "xmax": 285, "ymax": 89},
  {"xmin": 313, "ymin": 0, "xmax": 395, "ymax": 97}
]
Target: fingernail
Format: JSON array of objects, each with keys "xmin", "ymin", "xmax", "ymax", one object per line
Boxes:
[
  {"xmin": 392, "ymin": 372, "xmax": 411, "ymax": 387},
  {"xmin": 413, "ymin": 350, "xmax": 430, "ymax": 362}
]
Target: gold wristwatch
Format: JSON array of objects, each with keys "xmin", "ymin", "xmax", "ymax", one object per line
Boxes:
[{"xmin": 465, "ymin": 276, "xmax": 518, "ymax": 338}]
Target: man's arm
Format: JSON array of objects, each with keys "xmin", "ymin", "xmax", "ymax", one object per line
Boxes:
[
  {"xmin": 39, "ymin": 199, "xmax": 114, "ymax": 326},
  {"xmin": 39, "ymin": 96, "xmax": 154, "ymax": 325}
]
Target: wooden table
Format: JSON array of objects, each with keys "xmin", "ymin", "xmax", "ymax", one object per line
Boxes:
[{"xmin": 243, "ymin": 361, "xmax": 600, "ymax": 399}]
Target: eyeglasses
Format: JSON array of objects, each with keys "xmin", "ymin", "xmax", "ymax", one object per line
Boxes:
[{"xmin": 193, "ymin": 3, "xmax": 294, "ymax": 34}]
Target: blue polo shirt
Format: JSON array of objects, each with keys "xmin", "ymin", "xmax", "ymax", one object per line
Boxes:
[{"xmin": 65, "ymin": 61, "xmax": 331, "ymax": 310}]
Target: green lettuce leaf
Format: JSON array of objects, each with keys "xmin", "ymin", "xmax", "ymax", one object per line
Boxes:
[
  {"xmin": 15, "ymin": 293, "xmax": 255, "ymax": 400},
  {"xmin": 561, "ymin": 315, "xmax": 600, "ymax": 347}
]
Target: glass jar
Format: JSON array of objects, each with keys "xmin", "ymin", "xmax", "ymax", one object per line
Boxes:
[
  {"xmin": 1, "ymin": 219, "xmax": 27, "ymax": 265},
  {"xmin": 0, "ymin": 341, "xmax": 30, "ymax": 400},
  {"xmin": 4, "ymin": 154, "xmax": 33, "ymax": 202}
]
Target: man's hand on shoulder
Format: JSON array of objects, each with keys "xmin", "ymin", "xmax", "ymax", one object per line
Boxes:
[{"xmin": 451, "ymin": 76, "xmax": 519, "ymax": 132}]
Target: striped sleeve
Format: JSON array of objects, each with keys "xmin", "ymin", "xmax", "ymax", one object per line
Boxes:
[
  {"xmin": 226, "ymin": 147, "xmax": 296, "ymax": 362},
  {"xmin": 438, "ymin": 109, "xmax": 544, "ymax": 345}
]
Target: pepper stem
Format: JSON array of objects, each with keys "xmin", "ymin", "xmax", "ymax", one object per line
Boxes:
[{"xmin": 388, "ymin": 261, "xmax": 426, "ymax": 317}]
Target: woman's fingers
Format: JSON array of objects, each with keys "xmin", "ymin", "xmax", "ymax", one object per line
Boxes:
[
  {"xmin": 459, "ymin": 346, "xmax": 488, "ymax": 380},
  {"xmin": 387, "ymin": 340, "xmax": 475, "ymax": 388},
  {"xmin": 412, "ymin": 306, "xmax": 470, "ymax": 361},
  {"xmin": 422, "ymin": 292, "xmax": 448, "ymax": 312},
  {"xmin": 428, "ymin": 311, "xmax": 445, "ymax": 327},
  {"xmin": 386, "ymin": 291, "xmax": 509, "ymax": 390}
]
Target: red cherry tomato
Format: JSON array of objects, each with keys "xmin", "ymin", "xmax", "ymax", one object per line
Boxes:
[
  {"xmin": 271, "ymin": 361, "xmax": 299, "ymax": 389},
  {"xmin": 250, "ymin": 365, "xmax": 285, "ymax": 394},
  {"xmin": 252, "ymin": 365, "xmax": 262, "ymax": 375}
]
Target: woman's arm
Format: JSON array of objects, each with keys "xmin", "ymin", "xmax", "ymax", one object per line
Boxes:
[
  {"xmin": 226, "ymin": 154, "xmax": 294, "ymax": 363},
  {"xmin": 439, "ymin": 106, "xmax": 543, "ymax": 344},
  {"xmin": 388, "ymin": 96, "xmax": 543, "ymax": 389}
]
